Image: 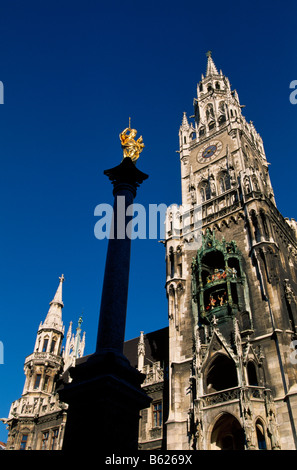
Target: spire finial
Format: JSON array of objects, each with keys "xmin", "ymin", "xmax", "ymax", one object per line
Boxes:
[
  {"xmin": 50, "ymin": 274, "xmax": 65, "ymax": 307},
  {"xmin": 206, "ymin": 51, "xmax": 218, "ymax": 76},
  {"xmin": 41, "ymin": 274, "xmax": 65, "ymax": 332}
]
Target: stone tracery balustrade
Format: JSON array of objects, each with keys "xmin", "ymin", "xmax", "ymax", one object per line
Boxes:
[
  {"xmin": 24, "ymin": 352, "xmax": 64, "ymax": 367},
  {"xmin": 201, "ymin": 386, "xmax": 266, "ymax": 407},
  {"xmin": 142, "ymin": 361, "xmax": 164, "ymax": 386}
]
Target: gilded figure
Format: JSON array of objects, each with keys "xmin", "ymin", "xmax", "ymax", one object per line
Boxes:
[{"xmin": 119, "ymin": 121, "xmax": 144, "ymax": 163}]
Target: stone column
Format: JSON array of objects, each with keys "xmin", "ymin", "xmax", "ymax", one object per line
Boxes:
[
  {"xmin": 57, "ymin": 157, "xmax": 151, "ymax": 452},
  {"xmin": 96, "ymin": 157, "xmax": 147, "ymax": 352}
]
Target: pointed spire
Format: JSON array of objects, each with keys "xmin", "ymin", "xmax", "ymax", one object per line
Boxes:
[
  {"xmin": 50, "ymin": 274, "xmax": 64, "ymax": 307},
  {"xmin": 74, "ymin": 315, "xmax": 83, "ymax": 358},
  {"xmin": 137, "ymin": 331, "xmax": 145, "ymax": 372},
  {"xmin": 206, "ymin": 50, "xmax": 218, "ymax": 77},
  {"xmin": 181, "ymin": 111, "xmax": 190, "ymax": 129},
  {"xmin": 42, "ymin": 275, "xmax": 65, "ymax": 332}
]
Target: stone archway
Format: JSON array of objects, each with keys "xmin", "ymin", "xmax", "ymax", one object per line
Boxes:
[
  {"xmin": 210, "ymin": 413, "xmax": 245, "ymax": 450},
  {"xmin": 205, "ymin": 354, "xmax": 238, "ymax": 393}
]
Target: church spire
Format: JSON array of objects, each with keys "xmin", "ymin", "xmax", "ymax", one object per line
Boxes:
[
  {"xmin": 42, "ymin": 274, "xmax": 65, "ymax": 333},
  {"xmin": 205, "ymin": 50, "xmax": 219, "ymax": 76},
  {"xmin": 50, "ymin": 274, "xmax": 64, "ymax": 307}
]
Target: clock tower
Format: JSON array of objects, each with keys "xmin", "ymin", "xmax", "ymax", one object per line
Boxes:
[{"xmin": 165, "ymin": 52, "xmax": 297, "ymax": 450}]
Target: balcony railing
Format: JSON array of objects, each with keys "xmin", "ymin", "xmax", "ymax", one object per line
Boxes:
[
  {"xmin": 200, "ymin": 386, "xmax": 266, "ymax": 407},
  {"xmin": 24, "ymin": 352, "xmax": 63, "ymax": 367}
]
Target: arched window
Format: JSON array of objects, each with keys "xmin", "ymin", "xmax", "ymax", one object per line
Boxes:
[
  {"xmin": 42, "ymin": 337, "xmax": 49, "ymax": 353},
  {"xmin": 256, "ymin": 420, "xmax": 267, "ymax": 449},
  {"xmin": 218, "ymin": 114, "xmax": 226, "ymax": 126},
  {"xmin": 218, "ymin": 173, "xmax": 231, "ymax": 194},
  {"xmin": 169, "ymin": 249, "xmax": 175, "ymax": 278},
  {"xmin": 200, "ymin": 182, "xmax": 211, "ymax": 203},
  {"xmin": 200, "ymin": 187, "xmax": 206, "ymax": 203},
  {"xmin": 206, "ymin": 355, "xmax": 238, "ymax": 392},
  {"xmin": 247, "ymin": 361, "xmax": 258, "ymax": 386},
  {"xmin": 252, "ymin": 175, "xmax": 260, "ymax": 191},
  {"xmin": 215, "ymin": 82, "xmax": 220, "ymax": 90},
  {"xmin": 210, "ymin": 414, "xmax": 245, "ymax": 450},
  {"xmin": 251, "ymin": 210, "xmax": 261, "ymax": 243},
  {"xmin": 50, "ymin": 338, "xmax": 57, "ymax": 354},
  {"xmin": 206, "ymin": 104, "xmax": 214, "ymax": 121},
  {"xmin": 260, "ymin": 211, "xmax": 270, "ymax": 239},
  {"xmin": 219, "ymin": 101, "xmax": 225, "ymax": 112}
]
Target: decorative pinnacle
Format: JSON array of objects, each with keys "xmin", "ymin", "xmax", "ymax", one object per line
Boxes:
[
  {"xmin": 206, "ymin": 51, "xmax": 219, "ymax": 76},
  {"xmin": 50, "ymin": 274, "xmax": 65, "ymax": 307}
]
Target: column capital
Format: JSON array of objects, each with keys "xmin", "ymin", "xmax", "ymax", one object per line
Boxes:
[{"xmin": 104, "ymin": 157, "xmax": 148, "ymax": 194}]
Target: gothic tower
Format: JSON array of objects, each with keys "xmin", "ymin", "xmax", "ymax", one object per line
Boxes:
[
  {"xmin": 4, "ymin": 275, "xmax": 86, "ymax": 450},
  {"xmin": 165, "ymin": 52, "xmax": 297, "ymax": 450}
]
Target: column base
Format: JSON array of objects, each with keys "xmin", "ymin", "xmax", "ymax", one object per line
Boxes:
[{"xmin": 57, "ymin": 349, "xmax": 151, "ymax": 451}]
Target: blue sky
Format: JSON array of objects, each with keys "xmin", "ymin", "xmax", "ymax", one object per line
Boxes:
[{"xmin": 0, "ymin": 0, "xmax": 296, "ymax": 443}]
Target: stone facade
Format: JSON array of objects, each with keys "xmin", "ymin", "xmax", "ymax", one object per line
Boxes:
[
  {"xmin": 163, "ymin": 53, "xmax": 297, "ymax": 450},
  {"xmin": 124, "ymin": 328, "xmax": 169, "ymax": 450}
]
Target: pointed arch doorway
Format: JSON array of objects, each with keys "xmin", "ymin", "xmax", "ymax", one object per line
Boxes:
[{"xmin": 210, "ymin": 413, "xmax": 245, "ymax": 450}]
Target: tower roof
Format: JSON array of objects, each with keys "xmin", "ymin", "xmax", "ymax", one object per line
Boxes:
[
  {"xmin": 205, "ymin": 50, "xmax": 219, "ymax": 77},
  {"xmin": 41, "ymin": 274, "xmax": 65, "ymax": 333},
  {"xmin": 50, "ymin": 274, "xmax": 64, "ymax": 307}
]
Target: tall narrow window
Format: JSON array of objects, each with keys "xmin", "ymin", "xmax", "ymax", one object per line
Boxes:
[
  {"xmin": 219, "ymin": 173, "xmax": 231, "ymax": 194},
  {"xmin": 206, "ymin": 103, "xmax": 214, "ymax": 121},
  {"xmin": 41, "ymin": 431, "xmax": 49, "ymax": 450},
  {"xmin": 153, "ymin": 402, "xmax": 162, "ymax": 427},
  {"xmin": 34, "ymin": 374, "xmax": 41, "ymax": 390},
  {"xmin": 42, "ymin": 338, "xmax": 49, "ymax": 353},
  {"xmin": 43, "ymin": 375, "xmax": 50, "ymax": 391},
  {"xmin": 260, "ymin": 211, "xmax": 270, "ymax": 240},
  {"xmin": 199, "ymin": 126, "xmax": 205, "ymax": 137},
  {"xmin": 169, "ymin": 251, "xmax": 174, "ymax": 278},
  {"xmin": 200, "ymin": 187, "xmax": 206, "ymax": 203},
  {"xmin": 51, "ymin": 429, "xmax": 59, "ymax": 450},
  {"xmin": 50, "ymin": 339, "xmax": 56, "ymax": 354},
  {"xmin": 251, "ymin": 211, "xmax": 261, "ymax": 243},
  {"xmin": 20, "ymin": 434, "xmax": 28, "ymax": 450},
  {"xmin": 247, "ymin": 361, "xmax": 258, "ymax": 386},
  {"xmin": 256, "ymin": 421, "xmax": 267, "ymax": 449},
  {"xmin": 177, "ymin": 263, "xmax": 182, "ymax": 278}
]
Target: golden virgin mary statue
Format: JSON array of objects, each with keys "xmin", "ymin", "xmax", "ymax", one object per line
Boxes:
[{"xmin": 119, "ymin": 119, "xmax": 144, "ymax": 163}]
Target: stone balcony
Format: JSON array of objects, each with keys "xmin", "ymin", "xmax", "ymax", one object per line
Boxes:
[
  {"xmin": 199, "ymin": 385, "xmax": 268, "ymax": 409},
  {"xmin": 142, "ymin": 362, "xmax": 164, "ymax": 386},
  {"xmin": 24, "ymin": 351, "xmax": 64, "ymax": 368}
]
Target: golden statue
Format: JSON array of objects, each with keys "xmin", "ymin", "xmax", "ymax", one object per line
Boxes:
[{"xmin": 119, "ymin": 118, "xmax": 144, "ymax": 163}]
